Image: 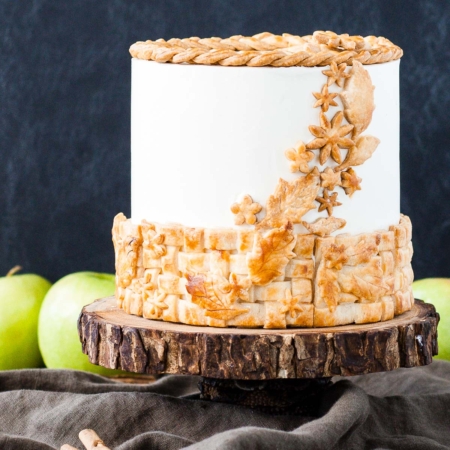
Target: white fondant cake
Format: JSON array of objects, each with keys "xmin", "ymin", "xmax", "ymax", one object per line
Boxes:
[
  {"xmin": 131, "ymin": 59, "xmax": 399, "ymax": 235},
  {"xmin": 112, "ymin": 32, "xmax": 413, "ymax": 329}
]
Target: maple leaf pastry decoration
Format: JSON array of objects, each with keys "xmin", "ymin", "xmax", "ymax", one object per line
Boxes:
[
  {"xmin": 321, "ymin": 62, "xmax": 351, "ymax": 87},
  {"xmin": 247, "ymin": 222, "xmax": 296, "ymax": 285},
  {"xmin": 284, "ymin": 141, "xmax": 315, "ymax": 173},
  {"xmin": 257, "ymin": 167, "xmax": 320, "ymax": 229},
  {"xmin": 230, "ymin": 194, "xmax": 262, "ymax": 225},
  {"xmin": 312, "ymin": 84, "xmax": 338, "ymax": 112},
  {"xmin": 186, "ymin": 272, "xmax": 250, "ymax": 320},
  {"xmin": 320, "ymin": 167, "xmax": 342, "ymax": 190},
  {"xmin": 341, "ymin": 168, "xmax": 362, "ymax": 197},
  {"xmin": 316, "ymin": 189, "xmax": 342, "ymax": 216},
  {"xmin": 307, "ymin": 111, "xmax": 354, "ymax": 165}
]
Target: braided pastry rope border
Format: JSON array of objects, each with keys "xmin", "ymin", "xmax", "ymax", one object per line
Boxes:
[{"xmin": 130, "ymin": 31, "xmax": 403, "ymax": 67}]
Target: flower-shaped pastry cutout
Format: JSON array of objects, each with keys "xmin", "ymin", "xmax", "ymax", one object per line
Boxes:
[
  {"xmin": 320, "ymin": 167, "xmax": 342, "ymax": 190},
  {"xmin": 313, "ymin": 84, "xmax": 338, "ymax": 112},
  {"xmin": 341, "ymin": 168, "xmax": 362, "ymax": 197},
  {"xmin": 230, "ymin": 195, "xmax": 262, "ymax": 225},
  {"xmin": 316, "ymin": 189, "xmax": 342, "ymax": 216},
  {"xmin": 146, "ymin": 291, "xmax": 169, "ymax": 319},
  {"xmin": 280, "ymin": 289, "xmax": 304, "ymax": 318},
  {"xmin": 307, "ymin": 111, "xmax": 354, "ymax": 165},
  {"xmin": 322, "ymin": 62, "xmax": 351, "ymax": 87},
  {"xmin": 284, "ymin": 141, "xmax": 315, "ymax": 173}
]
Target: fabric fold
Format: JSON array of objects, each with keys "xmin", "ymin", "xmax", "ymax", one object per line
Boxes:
[{"xmin": 0, "ymin": 362, "xmax": 450, "ymax": 449}]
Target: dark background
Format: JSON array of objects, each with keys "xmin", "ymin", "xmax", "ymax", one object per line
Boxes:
[{"xmin": 0, "ymin": 1, "xmax": 449, "ymax": 283}]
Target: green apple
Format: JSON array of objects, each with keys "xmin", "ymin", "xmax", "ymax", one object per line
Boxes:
[
  {"xmin": 413, "ymin": 278, "xmax": 450, "ymax": 361},
  {"xmin": 0, "ymin": 266, "xmax": 52, "ymax": 370},
  {"xmin": 38, "ymin": 271, "xmax": 124, "ymax": 375}
]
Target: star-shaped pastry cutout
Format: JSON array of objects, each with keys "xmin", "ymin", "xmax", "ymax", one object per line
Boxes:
[
  {"xmin": 284, "ymin": 141, "xmax": 315, "ymax": 173},
  {"xmin": 322, "ymin": 62, "xmax": 351, "ymax": 87},
  {"xmin": 313, "ymin": 84, "xmax": 338, "ymax": 112},
  {"xmin": 316, "ymin": 189, "xmax": 342, "ymax": 216},
  {"xmin": 307, "ymin": 111, "xmax": 354, "ymax": 165},
  {"xmin": 280, "ymin": 289, "xmax": 304, "ymax": 319},
  {"xmin": 320, "ymin": 167, "xmax": 342, "ymax": 190},
  {"xmin": 341, "ymin": 168, "xmax": 362, "ymax": 197},
  {"xmin": 230, "ymin": 194, "xmax": 262, "ymax": 225}
]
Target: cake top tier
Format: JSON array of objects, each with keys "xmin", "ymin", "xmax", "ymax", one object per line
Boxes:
[{"xmin": 129, "ymin": 31, "xmax": 402, "ymax": 67}]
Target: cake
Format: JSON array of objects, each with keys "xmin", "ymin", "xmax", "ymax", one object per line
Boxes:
[{"xmin": 112, "ymin": 31, "xmax": 413, "ymax": 328}]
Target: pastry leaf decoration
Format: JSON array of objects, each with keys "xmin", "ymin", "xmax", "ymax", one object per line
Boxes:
[
  {"xmin": 186, "ymin": 273, "xmax": 250, "ymax": 319},
  {"xmin": 316, "ymin": 262, "xmax": 340, "ymax": 312},
  {"xmin": 257, "ymin": 168, "xmax": 320, "ymax": 229},
  {"xmin": 345, "ymin": 240, "xmax": 379, "ymax": 266},
  {"xmin": 340, "ymin": 60, "xmax": 376, "ymax": 137},
  {"xmin": 336, "ymin": 135, "xmax": 380, "ymax": 171},
  {"xmin": 301, "ymin": 216, "xmax": 346, "ymax": 237},
  {"xmin": 337, "ymin": 259, "xmax": 390, "ymax": 301},
  {"xmin": 247, "ymin": 222, "xmax": 296, "ymax": 285},
  {"xmin": 341, "ymin": 168, "xmax": 362, "ymax": 196},
  {"xmin": 345, "ymin": 274, "xmax": 390, "ymax": 302}
]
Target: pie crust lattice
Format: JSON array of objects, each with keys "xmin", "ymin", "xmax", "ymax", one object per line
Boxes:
[{"xmin": 113, "ymin": 214, "xmax": 414, "ymax": 329}]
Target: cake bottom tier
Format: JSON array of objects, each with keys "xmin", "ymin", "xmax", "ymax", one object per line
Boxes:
[{"xmin": 112, "ymin": 214, "xmax": 414, "ymax": 328}]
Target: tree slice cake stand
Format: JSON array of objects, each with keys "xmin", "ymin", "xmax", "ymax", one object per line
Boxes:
[{"xmin": 78, "ymin": 297, "xmax": 439, "ymax": 414}]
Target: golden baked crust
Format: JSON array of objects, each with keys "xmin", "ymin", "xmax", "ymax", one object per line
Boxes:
[
  {"xmin": 130, "ymin": 31, "xmax": 402, "ymax": 67},
  {"xmin": 113, "ymin": 214, "xmax": 414, "ymax": 329}
]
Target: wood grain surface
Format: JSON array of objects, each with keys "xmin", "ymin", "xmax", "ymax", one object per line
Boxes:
[{"xmin": 78, "ymin": 297, "xmax": 439, "ymax": 380}]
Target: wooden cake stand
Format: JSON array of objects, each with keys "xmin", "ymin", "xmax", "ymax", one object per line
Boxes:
[{"xmin": 78, "ymin": 297, "xmax": 439, "ymax": 414}]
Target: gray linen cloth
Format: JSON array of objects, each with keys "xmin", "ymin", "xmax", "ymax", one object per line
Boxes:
[{"xmin": 1, "ymin": 361, "xmax": 450, "ymax": 449}]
